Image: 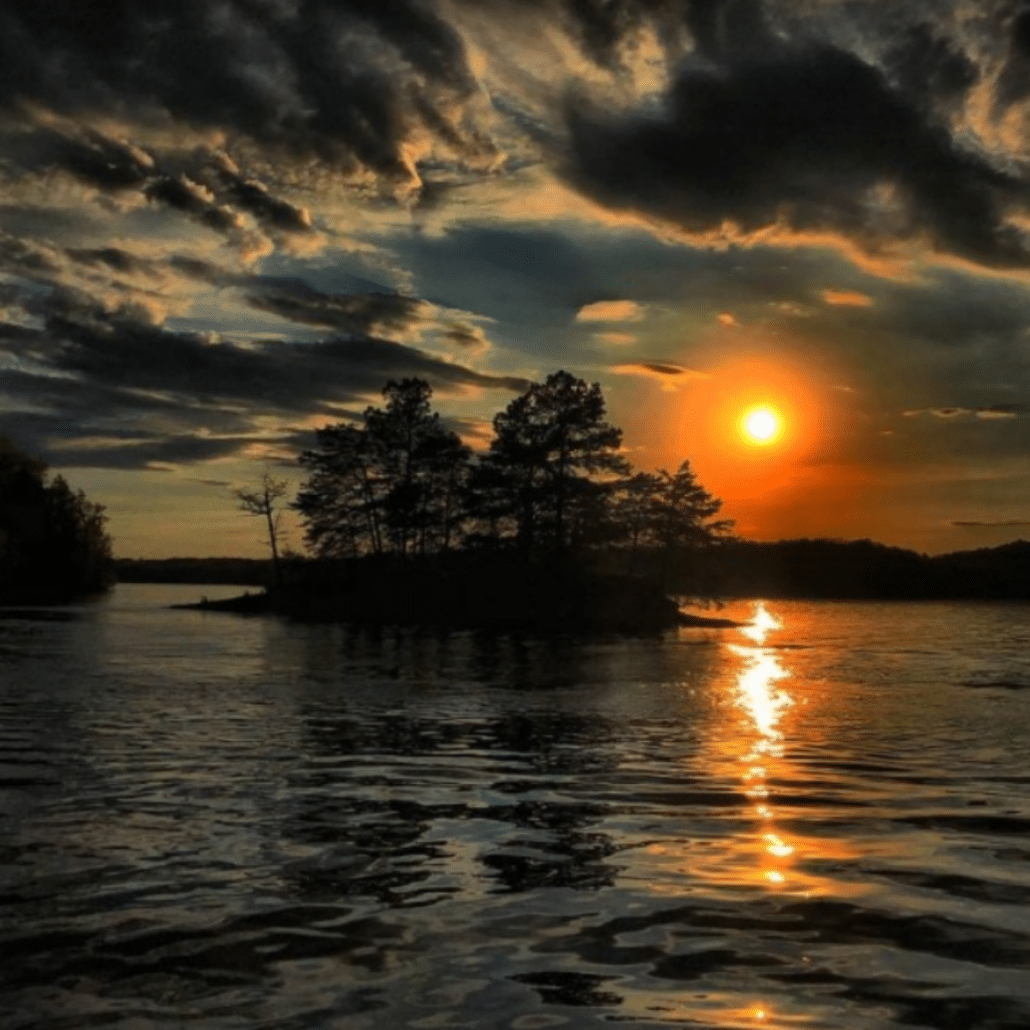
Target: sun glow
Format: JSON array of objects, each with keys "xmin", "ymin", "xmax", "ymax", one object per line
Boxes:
[{"xmin": 740, "ymin": 405, "xmax": 781, "ymax": 445}]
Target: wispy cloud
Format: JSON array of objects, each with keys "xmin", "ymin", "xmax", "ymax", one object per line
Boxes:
[
  {"xmin": 952, "ymin": 520, "xmax": 1030, "ymax": 527},
  {"xmin": 903, "ymin": 404, "xmax": 1028, "ymax": 419},
  {"xmin": 610, "ymin": 361, "xmax": 709, "ymax": 387},
  {"xmin": 822, "ymin": 290, "xmax": 873, "ymax": 307},
  {"xmin": 576, "ymin": 299, "xmax": 643, "ymax": 322}
]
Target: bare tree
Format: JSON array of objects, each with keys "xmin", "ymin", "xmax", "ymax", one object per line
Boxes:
[{"xmin": 234, "ymin": 472, "xmax": 288, "ymax": 585}]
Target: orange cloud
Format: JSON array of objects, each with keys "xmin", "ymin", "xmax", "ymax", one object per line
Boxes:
[
  {"xmin": 610, "ymin": 361, "xmax": 709, "ymax": 386},
  {"xmin": 576, "ymin": 299, "xmax": 643, "ymax": 321},
  {"xmin": 596, "ymin": 331, "xmax": 636, "ymax": 344},
  {"xmin": 822, "ymin": 289, "xmax": 873, "ymax": 307},
  {"xmin": 718, "ymin": 312, "xmax": 739, "ymax": 327}
]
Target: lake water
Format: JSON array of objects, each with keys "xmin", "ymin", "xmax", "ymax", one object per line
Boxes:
[{"xmin": 2, "ymin": 585, "xmax": 1030, "ymax": 1030}]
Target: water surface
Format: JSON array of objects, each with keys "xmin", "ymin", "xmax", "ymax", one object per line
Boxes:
[{"xmin": 2, "ymin": 586, "xmax": 1030, "ymax": 1028}]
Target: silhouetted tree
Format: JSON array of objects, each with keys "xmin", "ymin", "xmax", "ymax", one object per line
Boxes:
[
  {"xmin": 649, "ymin": 461, "xmax": 734, "ymax": 552},
  {"xmin": 610, "ymin": 471, "xmax": 663, "ymax": 571},
  {"xmin": 0, "ymin": 437, "xmax": 114, "ymax": 600},
  {"xmin": 296, "ymin": 423, "xmax": 385, "ymax": 558},
  {"xmin": 295, "ymin": 379, "xmax": 470, "ymax": 558},
  {"xmin": 608, "ymin": 462, "xmax": 733, "ymax": 581},
  {"xmin": 366, "ymin": 379, "xmax": 471, "ymax": 554},
  {"xmin": 234, "ymin": 472, "xmax": 288, "ymax": 585},
  {"xmin": 479, "ymin": 371, "xmax": 630, "ymax": 553}
]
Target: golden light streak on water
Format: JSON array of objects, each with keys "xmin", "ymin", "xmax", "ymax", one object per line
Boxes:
[
  {"xmin": 739, "ymin": 601, "xmax": 783, "ymax": 645},
  {"xmin": 731, "ymin": 603, "xmax": 797, "ymax": 892}
]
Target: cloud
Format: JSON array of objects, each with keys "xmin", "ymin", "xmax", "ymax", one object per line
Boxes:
[
  {"xmin": 903, "ymin": 404, "xmax": 1027, "ymax": 419},
  {"xmin": 576, "ymin": 299, "xmax": 643, "ymax": 321},
  {"xmin": 822, "ymin": 289, "xmax": 874, "ymax": 307},
  {"xmin": 610, "ymin": 360, "xmax": 708, "ymax": 386},
  {"xmin": 439, "ymin": 322, "xmax": 492, "ymax": 355},
  {"xmin": 596, "ymin": 331, "xmax": 636, "ymax": 344},
  {"xmin": 43, "ymin": 434, "xmax": 261, "ymax": 471},
  {"xmin": 0, "ymin": 290, "xmax": 531, "ymax": 469},
  {"xmin": 0, "ymin": 2, "xmax": 487, "ymax": 190},
  {"xmin": 560, "ymin": 33, "xmax": 1030, "ymax": 269},
  {"xmin": 242, "ymin": 280, "xmax": 426, "ymax": 337},
  {"xmin": 951, "ymin": 519, "xmax": 1030, "ymax": 527},
  {"xmin": 717, "ymin": 311, "xmax": 739, "ymax": 327}
]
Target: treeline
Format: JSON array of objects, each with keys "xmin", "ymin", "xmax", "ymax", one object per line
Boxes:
[
  {"xmin": 0, "ymin": 437, "xmax": 114, "ymax": 602},
  {"xmin": 119, "ymin": 539, "xmax": 1030, "ymax": 601},
  {"xmin": 294, "ymin": 372, "xmax": 731, "ymax": 560},
  {"xmin": 669, "ymin": 537, "xmax": 1030, "ymax": 600}
]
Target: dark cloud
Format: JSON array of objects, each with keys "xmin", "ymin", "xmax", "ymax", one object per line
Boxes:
[
  {"xmin": 886, "ymin": 22, "xmax": 978, "ymax": 117},
  {"xmin": 0, "ymin": 0, "xmax": 484, "ymax": 183},
  {"xmin": 168, "ymin": 255, "xmax": 235, "ymax": 285},
  {"xmin": 66, "ymin": 247, "xmax": 160, "ymax": 278},
  {"xmin": 4, "ymin": 125, "xmax": 314, "ymax": 249},
  {"xmin": 441, "ymin": 322, "xmax": 490, "ymax": 352},
  {"xmin": 34, "ymin": 301, "xmax": 525, "ymax": 408},
  {"xmin": 216, "ymin": 169, "xmax": 312, "ymax": 234},
  {"xmin": 243, "ymin": 280, "xmax": 424, "ymax": 336},
  {"xmin": 65, "ymin": 248, "xmax": 426, "ymax": 338},
  {"xmin": 26, "ymin": 127, "xmax": 155, "ymax": 192},
  {"xmin": 144, "ymin": 174, "xmax": 242, "ymax": 234},
  {"xmin": 0, "ymin": 230, "xmax": 62, "ymax": 278},
  {"xmin": 42, "ymin": 434, "xmax": 256, "ymax": 471},
  {"xmin": 561, "ymin": 39, "xmax": 1030, "ymax": 268},
  {"xmin": 996, "ymin": 5, "xmax": 1030, "ymax": 109},
  {"xmin": 615, "ymin": 360, "xmax": 691, "ymax": 376},
  {"xmin": 952, "ymin": 519, "xmax": 1030, "ymax": 527},
  {"xmin": 903, "ymin": 404, "xmax": 1029, "ymax": 419},
  {"xmin": 453, "ymin": 0, "xmax": 759, "ymax": 70},
  {"xmin": 0, "ymin": 288, "xmax": 530, "ymax": 469}
]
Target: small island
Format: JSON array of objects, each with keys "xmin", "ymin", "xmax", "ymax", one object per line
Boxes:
[
  {"xmin": 172, "ymin": 372, "xmax": 739, "ymax": 633},
  {"xmin": 173, "ymin": 554, "xmax": 741, "ymax": 632}
]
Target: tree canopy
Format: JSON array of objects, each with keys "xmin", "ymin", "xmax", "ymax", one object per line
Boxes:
[
  {"xmin": 295, "ymin": 378, "xmax": 471, "ymax": 559},
  {"xmin": 0, "ymin": 437, "xmax": 115, "ymax": 601},
  {"xmin": 293, "ymin": 373, "xmax": 732, "ymax": 568}
]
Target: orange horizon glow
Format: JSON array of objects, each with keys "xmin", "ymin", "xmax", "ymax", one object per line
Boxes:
[{"xmin": 609, "ymin": 343, "xmax": 889, "ymax": 543}]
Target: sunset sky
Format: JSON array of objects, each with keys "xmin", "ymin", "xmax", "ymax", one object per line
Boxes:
[{"xmin": 2, "ymin": 0, "xmax": 1030, "ymax": 557}]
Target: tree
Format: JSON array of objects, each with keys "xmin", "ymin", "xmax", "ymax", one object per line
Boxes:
[
  {"xmin": 0, "ymin": 437, "xmax": 114, "ymax": 600},
  {"xmin": 481, "ymin": 371, "xmax": 630, "ymax": 553},
  {"xmin": 610, "ymin": 471, "xmax": 663, "ymax": 570},
  {"xmin": 295, "ymin": 424, "xmax": 383, "ymax": 559},
  {"xmin": 294, "ymin": 379, "xmax": 471, "ymax": 558},
  {"xmin": 365, "ymin": 379, "xmax": 471, "ymax": 554},
  {"xmin": 234, "ymin": 472, "xmax": 288, "ymax": 585},
  {"xmin": 609, "ymin": 460, "xmax": 733, "ymax": 581},
  {"xmin": 649, "ymin": 460, "xmax": 734, "ymax": 552}
]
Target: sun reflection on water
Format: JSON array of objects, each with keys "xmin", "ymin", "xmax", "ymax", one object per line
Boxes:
[{"xmin": 732, "ymin": 602, "xmax": 796, "ymax": 890}]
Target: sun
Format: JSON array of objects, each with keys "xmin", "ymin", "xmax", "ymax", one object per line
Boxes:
[{"xmin": 740, "ymin": 406, "xmax": 781, "ymax": 445}]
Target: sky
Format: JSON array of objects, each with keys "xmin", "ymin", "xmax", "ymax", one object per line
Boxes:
[{"xmin": 2, "ymin": 0, "xmax": 1030, "ymax": 557}]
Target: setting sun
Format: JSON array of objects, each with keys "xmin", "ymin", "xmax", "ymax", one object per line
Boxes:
[{"xmin": 740, "ymin": 406, "xmax": 781, "ymax": 445}]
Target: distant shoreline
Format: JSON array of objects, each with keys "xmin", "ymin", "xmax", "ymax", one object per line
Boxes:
[{"xmin": 117, "ymin": 537, "xmax": 1030, "ymax": 601}]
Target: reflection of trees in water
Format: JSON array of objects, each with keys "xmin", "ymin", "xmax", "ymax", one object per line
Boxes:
[
  {"xmin": 262, "ymin": 618, "xmax": 668, "ymax": 693},
  {"xmin": 512, "ymin": 971, "xmax": 622, "ymax": 1006},
  {"xmin": 280, "ymin": 650, "xmax": 624, "ymax": 902},
  {"xmin": 477, "ymin": 798, "xmax": 619, "ymax": 892},
  {"xmin": 280, "ymin": 794, "xmax": 461, "ymax": 906}
]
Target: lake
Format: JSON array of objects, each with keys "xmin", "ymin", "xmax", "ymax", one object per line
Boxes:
[{"xmin": 2, "ymin": 584, "xmax": 1030, "ymax": 1029}]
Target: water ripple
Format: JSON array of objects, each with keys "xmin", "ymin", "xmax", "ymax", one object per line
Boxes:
[{"xmin": 2, "ymin": 589, "xmax": 1030, "ymax": 1028}]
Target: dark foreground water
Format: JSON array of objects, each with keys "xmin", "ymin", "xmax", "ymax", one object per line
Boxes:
[{"xmin": 2, "ymin": 586, "xmax": 1030, "ymax": 1030}]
